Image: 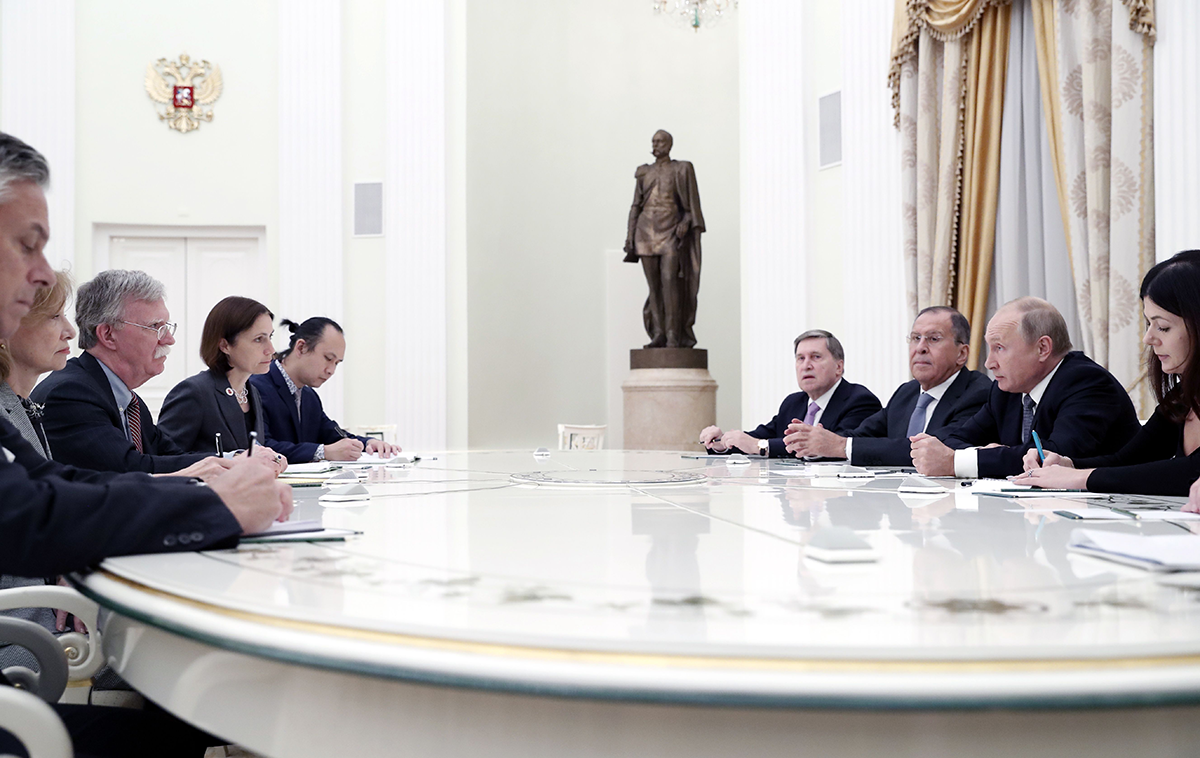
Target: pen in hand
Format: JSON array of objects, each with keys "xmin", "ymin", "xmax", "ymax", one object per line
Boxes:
[
  {"xmin": 215, "ymin": 432, "xmax": 222, "ymax": 457},
  {"xmin": 1031, "ymin": 429, "xmax": 1046, "ymax": 465},
  {"xmin": 248, "ymin": 430, "xmax": 257, "ymax": 457}
]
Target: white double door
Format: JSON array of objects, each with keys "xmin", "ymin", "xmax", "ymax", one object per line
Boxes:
[{"xmin": 103, "ymin": 234, "xmax": 269, "ymax": 417}]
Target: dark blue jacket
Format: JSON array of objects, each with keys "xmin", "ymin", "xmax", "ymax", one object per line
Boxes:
[
  {"xmin": 0, "ymin": 415, "xmax": 240, "ymax": 577},
  {"xmin": 847, "ymin": 369, "xmax": 993, "ymax": 466},
  {"xmin": 743, "ymin": 380, "xmax": 882, "ymax": 458},
  {"xmin": 944, "ymin": 351, "xmax": 1141, "ymax": 479},
  {"xmin": 250, "ymin": 361, "xmax": 369, "ymax": 463},
  {"xmin": 30, "ymin": 353, "xmax": 209, "ymax": 474}
]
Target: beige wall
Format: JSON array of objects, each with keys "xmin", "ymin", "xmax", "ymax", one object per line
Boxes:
[
  {"xmin": 804, "ymin": 1, "xmax": 844, "ymax": 339},
  {"xmin": 465, "ymin": 0, "xmax": 741, "ymax": 449}
]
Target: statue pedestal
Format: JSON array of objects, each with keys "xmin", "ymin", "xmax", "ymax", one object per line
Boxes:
[{"xmin": 622, "ymin": 349, "xmax": 717, "ymax": 451}]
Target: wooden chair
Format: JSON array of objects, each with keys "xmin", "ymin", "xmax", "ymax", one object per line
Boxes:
[{"xmin": 0, "ymin": 586, "xmax": 106, "ymax": 704}]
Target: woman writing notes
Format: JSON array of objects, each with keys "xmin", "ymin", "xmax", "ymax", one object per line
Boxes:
[
  {"xmin": 1015, "ymin": 250, "xmax": 1200, "ymax": 495},
  {"xmin": 159, "ymin": 296, "xmax": 286, "ymax": 472}
]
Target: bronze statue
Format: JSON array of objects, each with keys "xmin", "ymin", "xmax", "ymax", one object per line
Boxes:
[{"xmin": 624, "ymin": 130, "xmax": 705, "ymax": 349}]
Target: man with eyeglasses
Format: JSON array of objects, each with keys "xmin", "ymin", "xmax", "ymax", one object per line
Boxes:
[
  {"xmin": 783, "ymin": 306, "xmax": 992, "ymax": 465},
  {"xmin": 32, "ymin": 270, "xmax": 226, "ymax": 473}
]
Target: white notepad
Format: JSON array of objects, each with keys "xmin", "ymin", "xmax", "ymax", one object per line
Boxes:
[{"xmin": 1068, "ymin": 529, "xmax": 1200, "ymax": 572}]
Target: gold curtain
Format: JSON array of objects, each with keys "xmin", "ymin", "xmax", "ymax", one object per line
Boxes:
[{"xmin": 955, "ymin": 4, "xmax": 1011, "ymax": 366}]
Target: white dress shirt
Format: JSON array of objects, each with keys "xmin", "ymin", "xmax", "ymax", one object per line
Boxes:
[{"xmin": 953, "ymin": 358, "xmax": 1063, "ymax": 479}]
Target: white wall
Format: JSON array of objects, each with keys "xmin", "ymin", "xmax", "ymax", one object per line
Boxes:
[
  {"xmin": 74, "ymin": 1, "xmax": 279, "ymax": 284},
  {"xmin": 465, "ymin": 0, "xmax": 741, "ymax": 449}
]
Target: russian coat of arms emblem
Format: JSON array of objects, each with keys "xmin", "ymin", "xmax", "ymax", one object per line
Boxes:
[{"xmin": 145, "ymin": 53, "xmax": 223, "ymax": 133}]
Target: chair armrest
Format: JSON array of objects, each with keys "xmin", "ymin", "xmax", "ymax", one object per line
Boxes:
[
  {"xmin": 0, "ymin": 684, "xmax": 73, "ymax": 758},
  {"xmin": 0, "ymin": 617, "xmax": 68, "ymax": 703},
  {"xmin": 0, "ymin": 586, "xmax": 103, "ymax": 681}
]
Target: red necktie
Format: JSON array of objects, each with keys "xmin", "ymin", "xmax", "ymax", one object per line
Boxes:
[{"xmin": 127, "ymin": 393, "xmax": 144, "ymax": 453}]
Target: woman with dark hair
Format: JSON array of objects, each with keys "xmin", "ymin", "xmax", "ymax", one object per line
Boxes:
[
  {"xmin": 1015, "ymin": 250, "xmax": 1200, "ymax": 495},
  {"xmin": 250, "ymin": 315, "xmax": 402, "ymax": 462},
  {"xmin": 158, "ymin": 296, "xmax": 285, "ymax": 472}
]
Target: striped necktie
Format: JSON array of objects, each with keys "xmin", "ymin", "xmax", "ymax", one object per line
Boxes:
[{"xmin": 127, "ymin": 393, "xmax": 144, "ymax": 453}]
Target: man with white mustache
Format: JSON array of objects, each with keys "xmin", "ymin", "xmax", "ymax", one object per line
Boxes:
[{"xmin": 32, "ymin": 269, "xmax": 223, "ymax": 473}]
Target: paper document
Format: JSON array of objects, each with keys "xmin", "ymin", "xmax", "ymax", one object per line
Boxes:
[
  {"xmin": 280, "ymin": 462, "xmax": 336, "ymax": 476},
  {"xmin": 1068, "ymin": 529, "xmax": 1200, "ymax": 571}
]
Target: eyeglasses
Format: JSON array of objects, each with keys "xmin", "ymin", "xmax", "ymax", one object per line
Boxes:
[
  {"xmin": 907, "ymin": 333, "xmax": 954, "ymax": 347},
  {"xmin": 119, "ymin": 320, "xmax": 177, "ymax": 341}
]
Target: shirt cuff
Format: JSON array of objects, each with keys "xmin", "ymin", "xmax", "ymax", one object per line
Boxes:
[
  {"xmin": 844, "ymin": 437, "xmax": 853, "ymax": 462},
  {"xmin": 313, "ymin": 444, "xmax": 325, "ymax": 462},
  {"xmin": 954, "ymin": 448, "xmax": 979, "ymax": 479}
]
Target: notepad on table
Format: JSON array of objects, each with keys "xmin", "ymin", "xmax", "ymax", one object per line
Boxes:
[{"xmin": 1068, "ymin": 528, "xmax": 1200, "ymax": 572}]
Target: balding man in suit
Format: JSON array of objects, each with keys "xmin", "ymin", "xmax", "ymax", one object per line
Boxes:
[{"xmin": 910, "ymin": 297, "xmax": 1141, "ymax": 479}]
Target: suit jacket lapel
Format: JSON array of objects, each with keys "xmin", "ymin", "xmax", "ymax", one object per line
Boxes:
[
  {"xmin": 78, "ymin": 352, "xmax": 121, "ymax": 421},
  {"xmin": 211, "ymin": 371, "xmax": 249, "ymax": 449},
  {"xmin": 822, "ymin": 382, "xmax": 848, "ymax": 426},
  {"xmin": 926, "ymin": 370, "xmax": 968, "ymax": 429},
  {"xmin": 270, "ymin": 363, "xmax": 302, "ymax": 434}
]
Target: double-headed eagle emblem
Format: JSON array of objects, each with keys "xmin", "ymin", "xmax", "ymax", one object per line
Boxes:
[{"xmin": 145, "ymin": 53, "xmax": 222, "ymax": 133}]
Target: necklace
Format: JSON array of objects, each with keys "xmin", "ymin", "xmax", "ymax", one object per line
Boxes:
[{"xmin": 231, "ymin": 385, "xmax": 249, "ymax": 405}]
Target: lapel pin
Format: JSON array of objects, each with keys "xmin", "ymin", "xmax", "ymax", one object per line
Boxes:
[{"xmin": 225, "ymin": 388, "xmax": 234, "ymax": 396}]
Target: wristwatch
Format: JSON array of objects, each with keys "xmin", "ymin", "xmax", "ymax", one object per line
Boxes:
[{"xmin": 757, "ymin": 439, "xmax": 769, "ymax": 456}]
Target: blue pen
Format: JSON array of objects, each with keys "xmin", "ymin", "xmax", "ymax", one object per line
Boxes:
[{"xmin": 1031, "ymin": 429, "xmax": 1046, "ymax": 465}]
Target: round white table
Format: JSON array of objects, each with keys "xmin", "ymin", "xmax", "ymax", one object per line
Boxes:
[{"xmin": 79, "ymin": 451, "xmax": 1200, "ymax": 757}]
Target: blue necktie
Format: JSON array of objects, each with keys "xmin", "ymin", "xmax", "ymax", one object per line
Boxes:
[{"xmin": 905, "ymin": 392, "xmax": 934, "ymax": 437}]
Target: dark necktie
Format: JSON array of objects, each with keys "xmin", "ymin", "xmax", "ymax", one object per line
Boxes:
[
  {"xmin": 127, "ymin": 393, "xmax": 144, "ymax": 453},
  {"xmin": 906, "ymin": 392, "xmax": 935, "ymax": 437},
  {"xmin": 1021, "ymin": 395, "xmax": 1037, "ymax": 445},
  {"xmin": 294, "ymin": 391, "xmax": 302, "ymax": 423}
]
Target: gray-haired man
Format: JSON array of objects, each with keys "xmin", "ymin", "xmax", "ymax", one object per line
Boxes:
[{"xmin": 32, "ymin": 270, "xmax": 219, "ymax": 473}]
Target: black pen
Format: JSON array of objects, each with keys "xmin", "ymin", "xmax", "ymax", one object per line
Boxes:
[
  {"xmin": 215, "ymin": 432, "xmax": 223, "ymax": 457},
  {"xmin": 248, "ymin": 430, "xmax": 257, "ymax": 457}
]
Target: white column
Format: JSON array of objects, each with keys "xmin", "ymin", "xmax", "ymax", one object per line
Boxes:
[
  {"xmin": 739, "ymin": 0, "xmax": 806, "ymax": 424},
  {"xmin": 1154, "ymin": 0, "xmax": 1200, "ymax": 262},
  {"xmin": 278, "ymin": 1, "xmax": 344, "ymax": 418},
  {"xmin": 0, "ymin": 0, "xmax": 75, "ymax": 270},
  {"xmin": 385, "ymin": 0, "xmax": 448, "ymax": 450},
  {"xmin": 840, "ymin": 0, "xmax": 908, "ymax": 396}
]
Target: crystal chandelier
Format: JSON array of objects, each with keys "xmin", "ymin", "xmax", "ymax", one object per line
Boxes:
[{"xmin": 652, "ymin": 0, "xmax": 738, "ymax": 32}]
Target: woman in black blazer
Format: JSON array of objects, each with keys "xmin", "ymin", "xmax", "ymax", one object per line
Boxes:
[
  {"xmin": 1016, "ymin": 250, "xmax": 1200, "ymax": 495},
  {"xmin": 159, "ymin": 296, "xmax": 286, "ymax": 469}
]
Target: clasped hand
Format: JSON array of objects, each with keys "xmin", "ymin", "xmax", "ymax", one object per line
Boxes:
[{"xmin": 783, "ymin": 420, "xmax": 845, "ymax": 459}]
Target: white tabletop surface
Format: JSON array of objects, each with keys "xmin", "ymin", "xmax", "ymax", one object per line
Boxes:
[{"xmin": 81, "ymin": 450, "xmax": 1200, "ymax": 709}]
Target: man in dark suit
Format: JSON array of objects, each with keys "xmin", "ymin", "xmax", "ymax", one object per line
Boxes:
[
  {"xmin": 910, "ymin": 297, "xmax": 1141, "ymax": 479},
  {"xmin": 0, "ymin": 131, "xmax": 291, "ymax": 757},
  {"xmin": 782, "ymin": 306, "xmax": 992, "ymax": 466},
  {"xmin": 700, "ymin": 329, "xmax": 881, "ymax": 457},
  {"xmin": 252, "ymin": 317, "xmax": 402, "ymax": 463},
  {"xmin": 31, "ymin": 270, "xmax": 225, "ymax": 474}
]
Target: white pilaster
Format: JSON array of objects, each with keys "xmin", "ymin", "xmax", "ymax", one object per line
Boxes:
[
  {"xmin": 0, "ymin": 0, "xmax": 75, "ymax": 270},
  {"xmin": 740, "ymin": 1, "xmax": 806, "ymax": 424},
  {"xmin": 385, "ymin": 0, "xmax": 448, "ymax": 450},
  {"xmin": 840, "ymin": 0, "xmax": 908, "ymax": 396},
  {"xmin": 1154, "ymin": 0, "xmax": 1200, "ymax": 262},
  {"xmin": 278, "ymin": 1, "xmax": 344, "ymax": 418}
]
